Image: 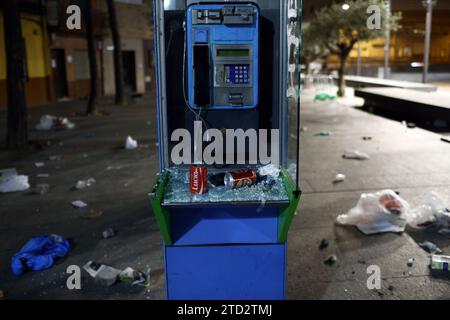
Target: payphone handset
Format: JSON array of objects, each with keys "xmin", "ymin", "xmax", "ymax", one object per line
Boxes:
[{"xmin": 186, "ymin": 3, "xmax": 259, "ymax": 110}]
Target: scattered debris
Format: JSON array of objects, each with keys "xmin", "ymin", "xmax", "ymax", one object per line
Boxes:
[
  {"xmin": 343, "ymin": 150, "xmax": 370, "ymax": 160},
  {"xmin": 0, "ymin": 169, "xmax": 30, "ymax": 193},
  {"xmin": 319, "ymin": 239, "xmax": 329, "ymax": 250},
  {"xmin": 336, "ymin": 190, "xmax": 409, "ymax": 235},
  {"xmin": 300, "ymin": 126, "xmax": 308, "ymax": 132},
  {"xmin": 362, "ymin": 136, "xmax": 373, "ymax": 141},
  {"xmin": 258, "ymin": 164, "xmax": 281, "ymax": 178},
  {"xmin": 388, "ymin": 285, "xmax": 395, "ymax": 292},
  {"xmin": 35, "ymin": 162, "xmax": 45, "ymax": 168},
  {"xmin": 36, "ymin": 173, "xmax": 50, "ymax": 178},
  {"xmin": 314, "ymin": 93, "xmax": 336, "ymax": 101},
  {"xmin": 33, "ymin": 184, "xmax": 50, "ymax": 195},
  {"xmin": 407, "ymin": 191, "xmax": 450, "ymax": 233},
  {"xmin": 75, "ymin": 178, "xmax": 96, "ymax": 190},
  {"xmin": 35, "ymin": 115, "xmax": 75, "ymax": 131},
  {"xmin": 83, "ymin": 261, "xmax": 122, "ymax": 287},
  {"xmin": 333, "ymin": 174, "xmax": 346, "ymax": 183},
  {"xmin": 80, "ymin": 209, "xmax": 103, "ymax": 220},
  {"xmin": 407, "ymin": 258, "xmax": 414, "ymax": 268},
  {"xmin": 102, "ymin": 228, "xmax": 115, "ymax": 239},
  {"xmin": 11, "ymin": 234, "xmax": 70, "ymax": 276},
  {"xmin": 83, "ymin": 262, "xmax": 150, "ymax": 287},
  {"xmin": 119, "ymin": 267, "xmax": 150, "ymax": 287},
  {"xmin": 324, "ymin": 254, "xmax": 337, "ymax": 266},
  {"xmin": 72, "ymin": 200, "xmax": 88, "ymax": 209},
  {"xmin": 125, "ymin": 136, "xmax": 138, "ymax": 150},
  {"xmin": 419, "ymin": 241, "xmax": 442, "ymax": 254},
  {"xmin": 407, "ymin": 123, "xmax": 416, "ymax": 129},
  {"xmin": 430, "ymin": 254, "xmax": 450, "ymax": 272},
  {"xmin": 48, "ymin": 155, "xmax": 62, "ymax": 161},
  {"xmin": 314, "ymin": 131, "xmax": 332, "ymax": 137},
  {"xmin": 438, "ymin": 228, "xmax": 450, "ymax": 236}
]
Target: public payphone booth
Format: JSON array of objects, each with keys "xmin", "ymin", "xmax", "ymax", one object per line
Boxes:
[{"xmin": 150, "ymin": 0, "xmax": 301, "ymax": 300}]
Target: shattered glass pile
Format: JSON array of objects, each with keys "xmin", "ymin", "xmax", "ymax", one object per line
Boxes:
[{"xmin": 162, "ymin": 167, "xmax": 289, "ymax": 204}]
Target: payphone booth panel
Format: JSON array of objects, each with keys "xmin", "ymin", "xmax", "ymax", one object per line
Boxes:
[
  {"xmin": 187, "ymin": 4, "xmax": 259, "ymax": 110},
  {"xmin": 151, "ymin": 0, "xmax": 301, "ymax": 300}
]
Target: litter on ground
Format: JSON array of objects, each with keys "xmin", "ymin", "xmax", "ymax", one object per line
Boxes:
[
  {"xmin": 83, "ymin": 261, "xmax": 150, "ymax": 287},
  {"xmin": 430, "ymin": 255, "xmax": 450, "ymax": 272},
  {"xmin": 333, "ymin": 174, "xmax": 346, "ymax": 183},
  {"xmin": 35, "ymin": 115, "xmax": 75, "ymax": 131},
  {"xmin": 0, "ymin": 169, "xmax": 30, "ymax": 193},
  {"xmin": 34, "ymin": 184, "xmax": 50, "ymax": 195},
  {"xmin": 72, "ymin": 200, "xmax": 88, "ymax": 209},
  {"xmin": 314, "ymin": 131, "xmax": 332, "ymax": 136},
  {"xmin": 11, "ymin": 235, "xmax": 70, "ymax": 276},
  {"xmin": 343, "ymin": 150, "xmax": 371, "ymax": 160},
  {"xmin": 125, "ymin": 136, "xmax": 139, "ymax": 150},
  {"xmin": 418, "ymin": 241, "xmax": 442, "ymax": 254},
  {"xmin": 336, "ymin": 190, "xmax": 409, "ymax": 235},
  {"xmin": 75, "ymin": 178, "xmax": 96, "ymax": 190}
]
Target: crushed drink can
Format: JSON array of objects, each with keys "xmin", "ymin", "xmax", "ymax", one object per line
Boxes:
[
  {"xmin": 224, "ymin": 169, "xmax": 257, "ymax": 189},
  {"xmin": 190, "ymin": 165, "xmax": 208, "ymax": 195},
  {"xmin": 430, "ymin": 254, "xmax": 450, "ymax": 271}
]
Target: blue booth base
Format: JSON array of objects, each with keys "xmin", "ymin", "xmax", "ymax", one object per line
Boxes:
[{"xmin": 165, "ymin": 243, "xmax": 286, "ymax": 300}]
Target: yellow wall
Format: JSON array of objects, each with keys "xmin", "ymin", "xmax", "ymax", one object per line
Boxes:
[{"xmin": 0, "ymin": 13, "xmax": 49, "ymax": 81}]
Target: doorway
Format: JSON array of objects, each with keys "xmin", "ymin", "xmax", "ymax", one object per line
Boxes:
[
  {"xmin": 51, "ymin": 49, "xmax": 68, "ymax": 99},
  {"xmin": 122, "ymin": 50, "xmax": 137, "ymax": 93}
]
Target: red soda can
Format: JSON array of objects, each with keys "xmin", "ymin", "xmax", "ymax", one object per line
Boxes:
[
  {"xmin": 224, "ymin": 169, "xmax": 257, "ymax": 189},
  {"xmin": 190, "ymin": 165, "xmax": 208, "ymax": 195}
]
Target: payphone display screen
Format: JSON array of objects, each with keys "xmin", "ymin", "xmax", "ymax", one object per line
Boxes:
[{"xmin": 216, "ymin": 49, "xmax": 250, "ymax": 57}]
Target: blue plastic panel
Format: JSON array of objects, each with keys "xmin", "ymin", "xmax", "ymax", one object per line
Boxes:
[
  {"xmin": 171, "ymin": 205, "xmax": 279, "ymax": 246},
  {"xmin": 166, "ymin": 243, "xmax": 286, "ymax": 300}
]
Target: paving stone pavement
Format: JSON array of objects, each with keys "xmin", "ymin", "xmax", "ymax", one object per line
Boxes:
[{"xmin": 0, "ymin": 90, "xmax": 449, "ymax": 300}]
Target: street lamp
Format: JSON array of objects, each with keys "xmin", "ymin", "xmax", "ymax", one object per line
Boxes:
[
  {"xmin": 342, "ymin": 4, "xmax": 350, "ymax": 11},
  {"xmin": 422, "ymin": 0, "xmax": 437, "ymax": 83}
]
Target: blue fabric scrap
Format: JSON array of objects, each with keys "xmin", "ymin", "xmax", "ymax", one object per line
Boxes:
[{"xmin": 11, "ymin": 234, "xmax": 70, "ymax": 276}]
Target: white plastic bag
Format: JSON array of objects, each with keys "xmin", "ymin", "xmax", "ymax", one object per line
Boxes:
[
  {"xmin": 125, "ymin": 136, "xmax": 138, "ymax": 150},
  {"xmin": 35, "ymin": 115, "xmax": 75, "ymax": 131},
  {"xmin": 75, "ymin": 178, "xmax": 96, "ymax": 190},
  {"xmin": 0, "ymin": 175, "xmax": 30, "ymax": 193},
  {"xmin": 336, "ymin": 190, "xmax": 409, "ymax": 234},
  {"xmin": 343, "ymin": 150, "xmax": 370, "ymax": 160}
]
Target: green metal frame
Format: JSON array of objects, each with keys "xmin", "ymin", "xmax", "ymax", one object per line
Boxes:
[
  {"xmin": 149, "ymin": 168, "xmax": 302, "ymax": 245},
  {"xmin": 277, "ymin": 168, "xmax": 302, "ymax": 242},
  {"xmin": 149, "ymin": 171, "xmax": 172, "ymax": 245}
]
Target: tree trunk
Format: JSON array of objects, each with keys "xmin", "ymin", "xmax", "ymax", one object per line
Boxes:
[
  {"xmin": 337, "ymin": 53, "xmax": 347, "ymax": 97},
  {"xmin": 84, "ymin": 0, "xmax": 98, "ymax": 115},
  {"xmin": 106, "ymin": 0, "xmax": 127, "ymax": 106},
  {"xmin": 3, "ymin": 1, "xmax": 28, "ymax": 149}
]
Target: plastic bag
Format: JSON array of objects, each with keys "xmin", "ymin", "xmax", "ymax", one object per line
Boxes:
[
  {"xmin": 407, "ymin": 191, "xmax": 450, "ymax": 231},
  {"xmin": 343, "ymin": 150, "xmax": 370, "ymax": 160},
  {"xmin": 336, "ymin": 190, "xmax": 409, "ymax": 234},
  {"xmin": 125, "ymin": 136, "xmax": 138, "ymax": 150},
  {"xmin": 35, "ymin": 115, "xmax": 75, "ymax": 131},
  {"xmin": 0, "ymin": 175, "xmax": 30, "ymax": 193}
]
